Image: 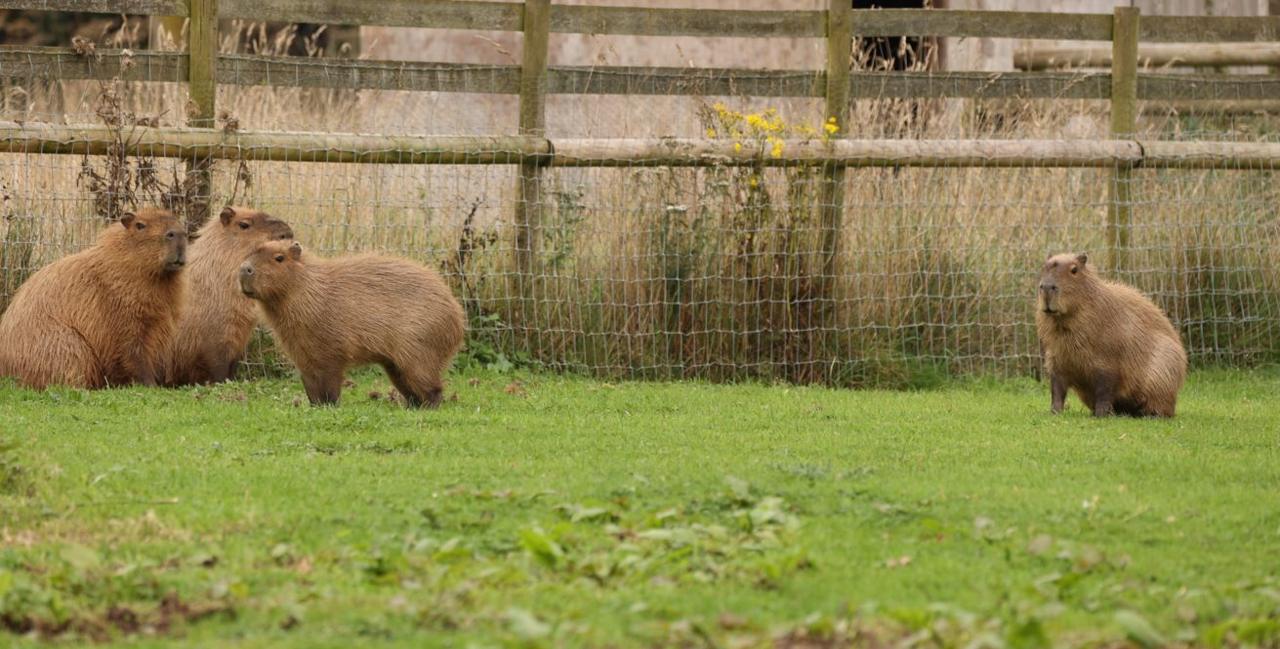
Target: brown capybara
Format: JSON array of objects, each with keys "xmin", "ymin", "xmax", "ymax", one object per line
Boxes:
[
  {"xmin": 1036, "ymin": 252, "xmax": 1187, "ymax": 418},
  {"xmin": 164, "ymin": 206, "xmax": 293, "ymax": 385},
  {"xmin": 0, "ymin": 207, "xmax": 187, "ymax": 389},
  {"xmin": 238, "ymin": 240, "xmax": 465, "ymax": 407}
]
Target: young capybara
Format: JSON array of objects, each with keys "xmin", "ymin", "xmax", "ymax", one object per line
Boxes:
[
  {"xmin": 164, "ymin": 206, "xmax": 293, "ymax": 385},
  {"xmin": 1036, "ymin": 252, "xmax": 1187, "ymax": 418},
  {"xmin": 238, "ymin": 240, "xmax": 465, "ymax": 407},
  {"xmin": 0, "ymin": 207, "xmax": 187, "ymax": 389}
]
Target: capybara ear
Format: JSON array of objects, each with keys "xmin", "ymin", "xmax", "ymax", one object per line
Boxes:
[
  {"xmin": 1076, "ymin": 252, "xmax": 1089, "ymax": 266},
  {"xmin": 119, "ymin": 212, "xmax": 136, "ymax": 229},
  {"xmin": 288, "ymin": 241, "xmax": 302, "ymax": 260},
  {"xmin": 220, "ymin": 206, "xmax": 236, "ymax": 226}
]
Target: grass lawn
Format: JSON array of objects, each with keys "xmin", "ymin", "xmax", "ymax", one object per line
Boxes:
[{"xmin": 1, "ymin": 369, "xmax": 1278, "ymax": 647}]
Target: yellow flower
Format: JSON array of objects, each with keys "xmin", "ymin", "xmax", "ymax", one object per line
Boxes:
[
  {"xmin": 706, "ymin": 128, "xmax": 717, "ymax": 138},
  {"xmin": 733, "ymin": 142, "xmax": 743, "ymax": 153},
  {"xmin": 771, "ymin": 140, "xmax": 784, "ymax": 158},
  {"xmin": 824, "ymin": 122, "xmax": 839, "ymax": 135},
  {"xmin": 745, "ymin": 113, "xmax": 765, "ymax": 130},
  {"xmin": 749, "ymin": 176, "xmax": 759, "ymax": 188}
]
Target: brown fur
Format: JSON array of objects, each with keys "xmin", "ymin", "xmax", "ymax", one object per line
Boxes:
[
  {"xmin": 1036, "ymin": 252, "xmax": 1187, "ymax": 417},
  {"xmin": 0, "ymin": 208, "xmax": 187, "ymax": 389},
  {"xmin": 164, "ymin": 206, "xmax": 293, "ymax": 385},
  {"xmin": 239, "ymin": 241, "xmax": 465, "ymax": 407}
]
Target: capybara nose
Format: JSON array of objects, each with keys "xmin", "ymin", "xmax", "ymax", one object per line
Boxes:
[
  {"xmin": 1040, "ymin": 283, "xmax": 1057, "ymax": 293},
  {"xmin": 240, "ymin": 264, "xmax": 253, "ymax": 276}
]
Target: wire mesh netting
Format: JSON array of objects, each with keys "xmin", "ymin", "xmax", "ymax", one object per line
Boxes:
[{"xmin": 3, "ymin": 39, "xmax": 1280, "ymax": 388}]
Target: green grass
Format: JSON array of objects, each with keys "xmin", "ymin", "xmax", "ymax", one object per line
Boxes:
[{"xmin": 1, "ymin": 369, "xmax": 1278, "ymax": 648}]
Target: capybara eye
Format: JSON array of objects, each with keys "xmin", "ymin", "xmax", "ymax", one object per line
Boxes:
[
  {"xmin": 1070, "ymin": 266, "xmax": 1078, "ymax": 274},
  {"xmin": 166, "ymin": 231, "xmax": 176, "ymax": 240},
  {"xmin": 134, "ymin": 222, "xmax": 146, "ymax": 230},
  {"xmin": 238, "ymin": 222, "xmax": 250, "ymax": 230},
  {"xmin": 274, "ymin": 255, "xmax": 285, "ymax": 263}
]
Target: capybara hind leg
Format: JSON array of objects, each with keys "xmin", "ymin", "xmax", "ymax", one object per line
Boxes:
[
  {"xmin": 383, "ymin": 362, "xmax": 443, "ymax": 409},
  {"xmin": 301, "ymin": 371, "xmax": 343, "ymax": 406},
  {"xmin": 12, "ymin": 328, "xmax": 101, "ymax": 389},
  {"xmin": 1091, "ymin": 373, "xmax": 1117, "ymax": 417}
]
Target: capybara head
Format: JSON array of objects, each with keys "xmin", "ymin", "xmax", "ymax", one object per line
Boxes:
[
  {"xmin": 119, "ymin": 207, "xmax": 187, "ymax": 273},
  {"xmin": 217, "ymin": 206, "xmax": 294, "ymax": 245},
  {"xmin": 239, "ymin": 240, "xmax": 303, "ymax": 300},
  {"xmin": 1038, "ymin": 252, "xmax": 1092, "ymax": 316}
]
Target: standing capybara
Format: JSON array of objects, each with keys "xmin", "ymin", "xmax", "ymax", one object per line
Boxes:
[
  {"xmin": 0, "ymin": 207, "xmax": 187, "ymax": 389},
  {"xmin": 238, "ymin": 240, "xmax": 465, "ymax": 407},
  {"xmin": 164, "ymin": 206, "xmax": 293, "ymax": 385},
  {"xmin": 1036, "ymin": 252, "xmax": 1187, "ymax": 417}
]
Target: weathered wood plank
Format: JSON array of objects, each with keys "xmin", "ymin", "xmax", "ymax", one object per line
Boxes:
[
  {"xmin": 548, "ymin": 138, "xmax": 1145, "ymax": 168},
  {"xmin": 552, "ymin": 5, "xmax": 823, "ymax": 37},
  {"xmin": 0, "ymin": 47, "xmax": 188, "ymax": 82},
  {"xmin": 851, "ymin": 9, "xmax": 1112, "ymax": 41},
  {"xmin": 1142, "ymin": 15, "xmax": 1280, "ymax": 43},
  {"xmin": 1138, "ymin": 74, "xmax": 1280, "ymax": 101},
  {"xmin": 0, "ymin": 122, "xmax": 548, "ymax": 162},
  {"xmin": 8, "ymin": 122, "xmax": 1280, "ymax": 170},
  {"xmin": 547, "ymin": 65, "xmax": 823, "ymax": 97},
  {"xmin": 820, "ymin": 0, "xmax": 851, "ymax": 299},
  {"xmin": 217, "ymin": 55, "xmax": 520, "ymax": 93},
  {"xmin": 849, "ymin": 71, "xmax": 1109, "ymax": 99},
  {"xmin": 186, "ymin": 0, "xmax": 217, "ymax": 231},
  {"xmin": 1018, "ymin": 43, "xmax": 1280, "ymax": 70},
  {"xmin": 1109, "ymin": 7, "xmax": 1138, "ymax": 272},
  {"xmin": 0, "ymin": 0, "xmax": 185, "ymax": 15},
  {"xmin": 514, "ymin": 0, "xmax": 549, "ymax": 294},
  {"xmin": 218, "ymin": 0, "xmax": 522, "ymax": 30}
]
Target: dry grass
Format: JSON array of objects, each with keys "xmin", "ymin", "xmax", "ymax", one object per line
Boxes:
[{"xmin": 1, "ymin": 25, "xmax": 1278, "ymax": 386}]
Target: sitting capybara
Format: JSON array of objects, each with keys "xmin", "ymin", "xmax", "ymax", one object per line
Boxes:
[
  {"xmin": 1037, "ymin": 252, "xmax": 1187, "ymax": 417},
  {"xmin": 238, "ymin": 241, "xmax": 465, "ymax": 407},
  {"xmin": 0, "ymin": 207, "xmax": 186, "ymax": 389},
  {"xmin": 165, "ymin": 206, "xmax": 293, "ymax": 385}
]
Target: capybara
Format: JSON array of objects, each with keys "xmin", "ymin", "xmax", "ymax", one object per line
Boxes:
[
  {"xmin": 238, "ymin": 241, "xmax": 465, "ymax": 407},
  {"xmin": 1036, "ymin": 252, "xmax": 1187, "ymax": 417},
  {"xmin": 0, "ymin": 207, "xmax": 187, "ymax": 389},
  {"xmin": 164, "ymin": 206, "xmax": 293, "ymax": 385}
]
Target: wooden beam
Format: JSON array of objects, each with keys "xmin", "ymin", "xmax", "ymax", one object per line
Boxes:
[
  {"xmin": 0, "ymin": 122, "xmax": 549, "ymax": 163},
  {"xmin": 217, "ymin": 0, "xmax": 522, "ymax": 31},
  {"xmin": 1142, "ymin": 15, "xmax": 1280, "ymax": 43},
  {"xmin": 0, "ymin": 0, "xmax": 185, "ymax": 14},
  {"xmin": 186, "ymin": 0, "xmax": 217, "ymax": 232},
  {"xmin": 819, "ymin": 0, "xmax": 852, "ymax": 313},
  {"xmin": 1018, "ymin": 43, "xmax": 1280, "ymax": 70},
  {"xmin": 850, "ymin": 9, "xmax": 1112, "ymax": 41},
  {"xmin": 1109, "ymin": 6, "xmax": 1139, "ymax": 274},
  {"xmin": 10, "ymin": 123, "xmax": 1280, "ymax": 169},
  {"xmin": 551, "ymin": 5, "xmax": 824, "ymax": 37},
  {"xmin": 514, "ymin": 0, "xmax": 550, "ymax": 316}
]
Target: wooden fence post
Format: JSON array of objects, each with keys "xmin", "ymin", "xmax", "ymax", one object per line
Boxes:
[
  {"xmin": 186, "ymin": 0, "xmax": 217, "ymax": 234},
  {"xmin": 817, "ymin": 0, "xmax": 852, "ymax": 369},
  {"xmin": 515, "ymin": 0, "xmax": 550, "ymax": 288},
  {"xmin": 1109, "ymin": 6, "xmax": 1138, "ymax": 273}
]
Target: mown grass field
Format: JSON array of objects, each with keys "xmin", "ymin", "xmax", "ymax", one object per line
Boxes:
[{"xmin": 1, "ymin": 369, "xmax": 1278, "ymax": 648}]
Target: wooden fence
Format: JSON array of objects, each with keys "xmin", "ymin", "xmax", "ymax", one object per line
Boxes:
[{"xmin": 3, "ymin": 1, "xmax": 1280, "ymax": 273}]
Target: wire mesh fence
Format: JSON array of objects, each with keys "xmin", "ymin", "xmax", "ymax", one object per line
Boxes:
[{"xmin": 3, "ymin": 36, "xmax": 1280, "ymax": 388}]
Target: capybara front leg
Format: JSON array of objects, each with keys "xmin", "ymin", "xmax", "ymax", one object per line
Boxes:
[
  {"xmin": 1050, "ymin": 373, "xmax": 1067, "ymax": 414},
  {"xmin": 301, "ymin": 371, "xmax": 343, "ymax": 406},
  {"xmin": 1092, "ymin": 373, "xmax": 1117, "ymax": 417}
]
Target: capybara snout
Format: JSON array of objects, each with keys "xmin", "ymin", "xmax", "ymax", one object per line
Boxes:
[{"xmin": 164, "ymin": 227, "xmax": 187, "ymax": 271}]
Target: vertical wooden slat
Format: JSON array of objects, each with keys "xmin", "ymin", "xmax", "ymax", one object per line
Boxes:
[
  {"xmin": 514, "ymin": 0, "xmax": 549, "ymax": 350},
  {"xmin": 817, "ymin": 0, "xmax": 852, "ymax": 377},
  {"xmin": 1109, "ymin": 6, "xmax": 1139, "ymax": 273},
  {"xmin": 186, "ymin": 0, "xmax": 217, "ymax": 233}
]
